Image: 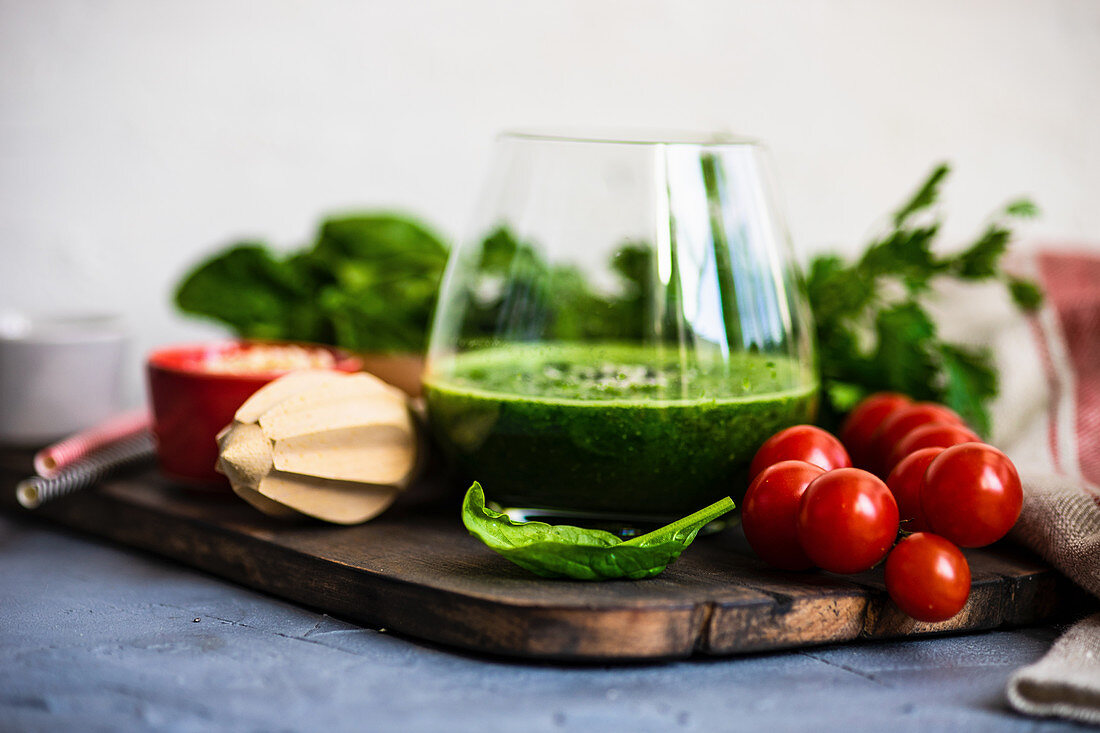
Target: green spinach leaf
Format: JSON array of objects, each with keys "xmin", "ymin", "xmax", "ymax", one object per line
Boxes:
[
  {"xmin": 461, "ymin": 482, "xmax": 734, "ymax": 580},
  {"xmin": 174, "ymin": 214, "xmax": 448, "ymax": 354}
]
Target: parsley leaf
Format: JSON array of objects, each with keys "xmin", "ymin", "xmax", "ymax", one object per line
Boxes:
[
  {"xmin": 1004, "ymin": 198, "xmax": 1041, "ymax": 218},
  {"xmin": 893, "ymin": 163, "xmax": 950, "ymax": 226},
  {"xmin": 871, "ymin": 301, "xmax": 940, "ymax": 399},
  {"xmin": 1008, "ymin": 277, "xmax": 1044, "ymax": 311},
  {"xmin": 953, "ymin": 224, "xmax": 1011, "ymax": 279},
  {"xmin": 937, "ymin": 343, "xmax": 998, "ymax": 436}
]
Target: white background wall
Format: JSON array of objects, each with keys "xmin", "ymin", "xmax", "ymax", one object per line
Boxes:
[{"xmin": 2, "ymin": 0, "xmax": 1098, "ymax": 398}]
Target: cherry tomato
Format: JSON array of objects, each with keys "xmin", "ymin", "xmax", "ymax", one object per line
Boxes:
[
  {"xmin": 840, "ymin": 392, "xmax": 911, "ymax": 469},
  {"xmin": 742, "ymin": 460, "xmax": 826, "ymax": 570},
  {"xmin": 869, "ymin": 403, "xmax": 964, "ymax": 475},
  {"xmin": 884, "ymin": 532, "xmax": 971, "ymax": 622},
  {"xmin": 797, "ymin": 468, "xmax": 899, "ymax": 574},
  {"xmin": 885, "ymin": 447, "xmax": 943, "ymax": 532},
  {"xmin": 921, "ymin": 443, "xmax": 1023, "ymax": 547},
  {"xmin": 749, "ymin": 425, "xmax": 851, "ymax": 482},
  {"xmin": 885, "ymin": 422, "xmax": 980, "ymax": 473}
]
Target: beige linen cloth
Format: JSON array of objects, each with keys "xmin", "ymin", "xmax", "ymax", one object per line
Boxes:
[{"xmin": 935, "ymin": 250, "xmax": 1100, "ymax": 724}]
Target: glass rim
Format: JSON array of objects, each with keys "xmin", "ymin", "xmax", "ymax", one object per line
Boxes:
[{"xmin": 498, "ymin": 128, "xmax": 762, "ymax": 147}]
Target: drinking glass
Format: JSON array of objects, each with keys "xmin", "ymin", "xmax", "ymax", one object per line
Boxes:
[{"xmin": 424, "ymin": 131, "xmax": 817, "ymax": 529}]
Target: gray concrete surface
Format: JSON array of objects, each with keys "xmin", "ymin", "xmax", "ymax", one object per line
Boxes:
[{"xmin": 0, "ymin": 514, "xmax": 1093, "ymax": 733}]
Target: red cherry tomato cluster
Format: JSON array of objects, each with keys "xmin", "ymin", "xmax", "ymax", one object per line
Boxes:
[{"xmin": 741, "ymin": 393, "xmax": 1023, "ymax": 624}]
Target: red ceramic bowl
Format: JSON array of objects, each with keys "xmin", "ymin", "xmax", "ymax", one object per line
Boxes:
[{"xmin": 146, "ymin": 341, "xmax": 361, "ymax": 488}]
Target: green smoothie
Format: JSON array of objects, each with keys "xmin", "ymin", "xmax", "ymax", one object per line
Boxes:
[{"xmin": 424, "ymin": 343, "xmax": 818, "ymax": 519}]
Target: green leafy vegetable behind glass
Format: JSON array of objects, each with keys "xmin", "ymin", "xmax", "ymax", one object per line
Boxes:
[
  {"xmin": 462, "ymin": 482, "xmax": 734, "ymax": 580},
  {"xmin": 807, "ymin": 164, "xmax": 1043, "ymax": 435},
  {"xmin": 464, "ymin": 227, "xmax": 656, "ymax": 342},
  {"xmin": 174, "ymin": 215, "xmax": 649, "ymax": 353},
  {"xmin": 174, "ymin": 166, "xmax": 1039, "ymax": 435},
  {"xmin": 175, "ymin": 214, "xmax": 448, "ymax": 353}
]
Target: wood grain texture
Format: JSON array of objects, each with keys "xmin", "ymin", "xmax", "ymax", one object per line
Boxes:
[{"xmin": 0, "ymin": 450, "xmax": 1069, "ymax": 661}]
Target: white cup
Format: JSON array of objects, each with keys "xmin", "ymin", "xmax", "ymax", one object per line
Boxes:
[{"xmin": 0, "ymin": 312, "xmax": 128, "ymax": 446}]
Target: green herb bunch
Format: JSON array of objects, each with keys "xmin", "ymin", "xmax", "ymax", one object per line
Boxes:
[
  {"xmin": 807, "ymin": 164, "xmax": 1043, "ymax": 435},
  {"xmin": 174, "ymin": 214, "xmax": 448, "ymax": 354}
]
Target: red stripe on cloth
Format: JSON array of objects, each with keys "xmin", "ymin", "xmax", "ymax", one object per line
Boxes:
[
  {"xmin": 1026, "ymin": 314, "xmax": 1063, "ymax": 473},
  {"xmin": 1037, "ymin": 250, "xmax": 1100, "ymax": 486}
]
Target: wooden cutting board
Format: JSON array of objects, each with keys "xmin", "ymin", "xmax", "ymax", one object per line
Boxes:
[{"xmin": 0, "ymin": 450, "xmax": 1071, "ymax": 661}]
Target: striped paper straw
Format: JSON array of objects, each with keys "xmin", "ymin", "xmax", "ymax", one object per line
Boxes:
[
  {"xmin": 17, "ymin": 431, "xmax": 156, "ymax": 509},
  {"xmin": 34, "ymin": 408, "xmax": 152, "ymax": 478}
]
